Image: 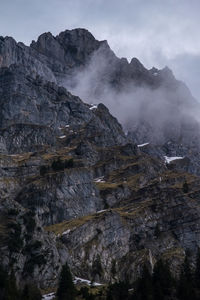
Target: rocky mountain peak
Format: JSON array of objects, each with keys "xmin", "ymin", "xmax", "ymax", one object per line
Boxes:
[
  {"xmin": 130, "ymin": 57, "xmax": 147, "ymax": 73},
  {"xmin": 2, "ymin": 27, "xmax": 200, "ymax": 296}
]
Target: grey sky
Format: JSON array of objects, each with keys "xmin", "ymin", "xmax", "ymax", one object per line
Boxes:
[{"xmin": 1, "ymin": 0, "xmax": 200, "ymax": 99}]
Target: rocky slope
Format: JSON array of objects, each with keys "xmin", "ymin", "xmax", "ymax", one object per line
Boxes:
[{"xmin": 1, "ymin": 28, "xmax": 200, "ymax": 292}]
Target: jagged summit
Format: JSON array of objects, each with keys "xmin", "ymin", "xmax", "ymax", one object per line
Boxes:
[{"xmin": 0, "ymin": 27, "xmax": 181, "ymax": 90}]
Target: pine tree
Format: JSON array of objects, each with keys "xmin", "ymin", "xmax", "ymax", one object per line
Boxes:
[
  {"xmin": 21, "ymin": 284, "xmax": 42, "ymax": 300},
  {"xmin": 0, "ymin": 266, "xmax": 8, "ymax": 300},
  {"xmin": 177, "ymin": 255, "xmax": 196, "ymax": 300},
  {"xmin": 106, "ymin": 281, "xmax": 129, "ymax": 300},
  {"xmin": 195, "ymin": 249, "xmax": 200, "ymax": 286},
  {"xmin": 194, "ymin": 249, "xmax": 200, "ymax": 299},
  {"xmin": 183, "ymin": 181, "xmax": 189, "ymax": 193},
  {"xmin": 133, "ymin": 265, "xmax": 153, "ymax": 300},
  {"xmin": 56, "ymin": 262, "xmax": 76, "ymax": 300},
  {"xmin": 153, "ymin": 260, "xmax": 174, "ymax": 299},
  {"xmin": 5, "ymin": 270, "xmax": 20, "ymax": 300}
]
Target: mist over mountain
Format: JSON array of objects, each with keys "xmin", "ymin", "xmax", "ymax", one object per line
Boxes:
[
  {"xmin": 29, "ymin": 28, "xmax": 200, "ymax": 148},
  {"xmin": 27, "ymin": 28, "xmax": 200, "ymax": 176}
]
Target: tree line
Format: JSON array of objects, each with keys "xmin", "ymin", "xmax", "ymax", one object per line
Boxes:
[{"xmin": 3, "ymin": 250, "xmax": 200, "ymax": 299}]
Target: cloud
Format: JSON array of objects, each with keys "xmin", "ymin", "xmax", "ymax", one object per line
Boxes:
[
  {"xmin": 62, "ymin": 45, "xmax": 200, "ymax": 144},
  {"xmin": 0, "ymin": 0, "xmax": 200, "ymax": 98}
]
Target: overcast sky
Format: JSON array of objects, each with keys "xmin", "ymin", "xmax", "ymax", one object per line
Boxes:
[{"xmin": 1, "ymin": 0, "xmax": 200, "ymax": 99}]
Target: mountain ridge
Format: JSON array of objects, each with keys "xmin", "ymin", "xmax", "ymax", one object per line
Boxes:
[{"xmin": 1, "ymin": 28, "xmax": 200, "ymax": 295}]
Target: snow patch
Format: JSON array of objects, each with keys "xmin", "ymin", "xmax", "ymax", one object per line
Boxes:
[
  {"xmin": 58, "ymin": 135, "xmax": 66, "ymax": 139},
  {"xmin": 96, "ymin": 210, "xmax": 107, "ymax": 214},
  {"xmin": 89, "ymin": 104, "xmax": 98, "ymax": 110},
  {"xmin": 62, "ymin": 229, "xmax": 71, "ymax": 236},
  {"xmin": 74, "ymin": 277, "xmax": 102, "ymax": 286},
  {"xmin": 94, "ymin": 177, "xmax": 105, "ymax": 183},
  {"xmin": 153, "ymin": 72, "xmax": 158, "ymax": 76},
  {"xmin": 65, "ymin": 125, "xmax": 70, "ymax": 128},
  {"xmin": 164, "ymin": 156, "xmax": 184, "ymax": 164},
  {"xmin": 42, "ymin": 292, "xmax": 55, "ymax": 300},
  {"xmin": 137, "ymin": 143, "xmax": 149, "ymax": 147}
]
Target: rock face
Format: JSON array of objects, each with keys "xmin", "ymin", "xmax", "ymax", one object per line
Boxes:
[
  {"xmin": 0, "ymin": 198, "xmax": 66, "ymax": 289},
  {"xmin": 1, "ymin": 27, "xmax": 200, "ymax": 290},
  {"xmin": 47, "ymin": 149, "xmax": 200, "ymax": 283},
  {"xmin": 0, "ymin": 63, "xmax": 126, "ymax": 153}
]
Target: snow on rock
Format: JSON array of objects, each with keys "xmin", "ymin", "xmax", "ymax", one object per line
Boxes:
[
  {"xmin": 62, "ymin": 229, "xmax": 71, "ymax": 236},
  {"xmin": 137, "ymin": 143, "xmax": 149, "ymax": 147},
  {"xmin": 58, "ymin": 135, "xmax": 66, "ymax": 139},
  {"xmin": 65, "ymin": 125, "xmax": 70, "ymax": 128},
  {"xmin": 94, "ymin": 177, "xmax": 105, "ymax": 183},
  {"xmin": 42, "ymin": 292, "xmax": 55, "ymax": 300},
  {"xmin": 96, "ymin": 210, "xmax": 107, "ymax": 214},
  {"xmin": 89, "ymin": 104, "xmax": 98, "ymax": 110},
  {"xmin": 74, "ymin": 277, "xmax": 102, "ymax": 286},
  {"xmin": 164, "ymin": 156, "xmax": 184, "ymax": 164}
]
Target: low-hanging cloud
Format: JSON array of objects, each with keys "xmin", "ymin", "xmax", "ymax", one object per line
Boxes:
[{"xmin": 62, "ymin": 45, "xmax": 200, "ymax": 144}]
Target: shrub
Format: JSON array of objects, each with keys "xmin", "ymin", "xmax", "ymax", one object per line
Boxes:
[
  {"xmin": 21, "ymin": 284, "xmax": 42, "ymax": 300},
  {"xmin": 23, "ymin": 254, "xmax": 46, "ymax": 274},
  {"xmin": 23, "ymin": 212, "xmax": 36, "ymax": 233},
  {"xmin": 51, "ymin": 158, "xmax": 64, "ymax": 171},
  {"xmin": 92, "ymin": 255, "xmax": 103, "ymax": 279},
  {"xmin": 183, "ymin": 181, "xmax": 189, "ymax": 193},
  {"xmin": 64, "ymin": 158, "xmax": 74, "ymax": 168},
  {"xmin": 7, "ymin": 222, "xmax": 23, "ymax": 253},
  {"xmin": 51, "ymin": 158, "xmax": 74, "ymax": 171},
  {"xmin": 7, "ymin": 209, "xmax": 18, "ymax": 216},
  {"xmin": 40, "ymin": 165, "xmax": 49, "ymax": 176}
]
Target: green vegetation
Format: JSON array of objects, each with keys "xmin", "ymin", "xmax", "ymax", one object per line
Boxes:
[
  {"xmin": 104, "ymin": 253, "xmax": 200, "ymax": 300},
  {"xmin": 52, "ymin": 158, "xmax": 74, "ymax": 171},
  {"xmin": 23, "ymin": 211, "xmax": 36, "ymax": 233},
  {"xmin": 0, "ymin": 265, "xmax": 41, "ymax": 300},
  {"xmin": 21, "ymin": 284, "xmax": 42, "ymax": 300},
  {"xmin": 182, "ymin": 181, "xmax": 189, "ymax": 193},
  {"xmin": 7, "ymin": 222, "xmax": 23, "ymax": 253},
  {"xmin": 40, "ymin": 157, "xmax": 74, "ymax": 175},
  {"xmin": 40, "ymin": 165, "xmax": 49, "ymax": 176},
  {"xmin": 92, "ymin": 255, "xmax": 103, "ymax": 280},
  {"xmin": 56, "ymin": 262, "xmax": 76, "ymax": 300},
  {"xmin": 23, "ymin": 254, "xmax": 46, "ymax": 274},
  {"xmin": 106, "ymin": 281, "xmax": 130, "ymax": 300},
  {"xmin": 45, "ymin": 213, "xmax": 102, "ymax": 235}
]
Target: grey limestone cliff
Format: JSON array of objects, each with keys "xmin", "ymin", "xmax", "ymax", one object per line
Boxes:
[{"xmin": 1, "ymin": 28, "xmax": 200, "ymax": 291}]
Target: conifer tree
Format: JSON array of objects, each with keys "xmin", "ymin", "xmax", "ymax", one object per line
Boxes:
[
  {"xmin": 132, "ymin": 265, "xmax": 153, "ymax": 300},
  {"xmin": 183, "ymin": 181, "xmax": 189, "ymax": 193},
  {"xmin": 56, "ymin": 262, "xmax": 76, "ymax": 300},
  {"xmin": 106, "ymin": 281, "xmax": 129, "ymax": 300},
  {"xmin": 5, "ymin": 270, "xmax": 20, "ymax": 300},
  {"xmin": 177, "ymin": 255, "xmax": 195, "ymax": 300},
  {"xmin": 195, "ymin": 249, "xmax": 200, "ymax": 287},
  {"xmin": 21, "ymin": 284, "xmax": 42, "ymax": 300},
  {"xmin": 0, "ymin": 266, "xmax": 8, "ymax": 300},
  {"xmin": 153, "ymin": 260, "xmax": 174, "ymax": 299}
]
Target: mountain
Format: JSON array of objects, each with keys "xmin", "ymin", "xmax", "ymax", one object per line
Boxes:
[
  {"xmin": 1, "ymin": 28, "xmax": 200, "ymax": 296},
  {"xmin": 28, "ymin": 29, "xmax": 200, "ymax": 176}
]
